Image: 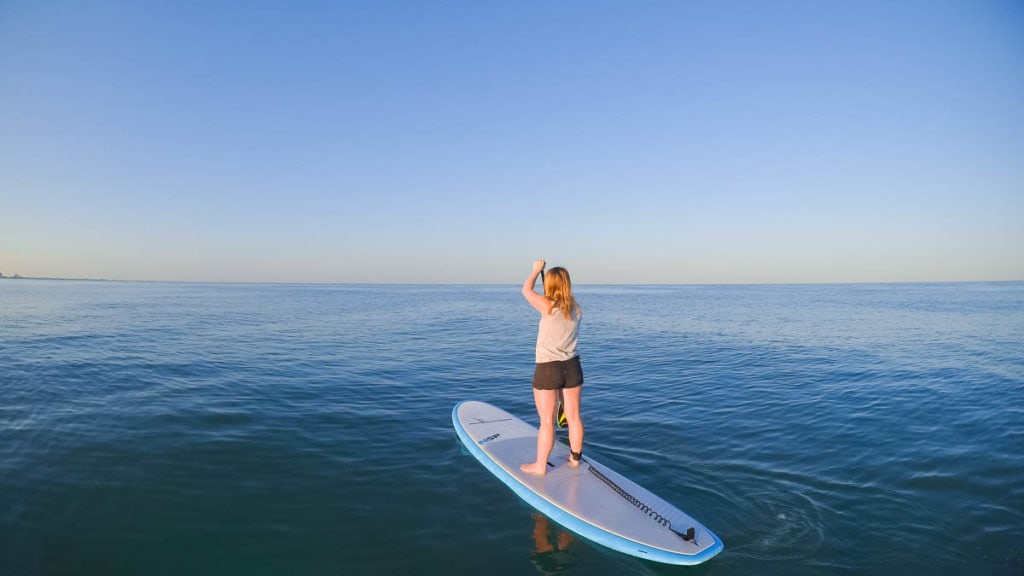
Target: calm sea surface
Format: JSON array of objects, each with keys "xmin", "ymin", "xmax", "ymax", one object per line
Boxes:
[{"xmin": 1, "ymin": 280, "xmax": 1022, "ymax": 575}]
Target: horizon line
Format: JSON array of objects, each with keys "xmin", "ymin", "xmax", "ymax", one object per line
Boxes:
[{"xmin": 2, "ymin": 276, "xmax": 1022, "ymax": 288}]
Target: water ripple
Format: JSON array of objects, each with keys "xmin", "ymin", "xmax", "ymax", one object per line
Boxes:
[{"xmin": 1, "ymin": 280, "xmax": 1022, "ymax": 575}]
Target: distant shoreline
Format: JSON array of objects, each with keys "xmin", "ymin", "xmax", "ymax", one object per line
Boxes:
[{"xmin": 0, "ymin": 276, "xmax": 114, "ymax": 282}]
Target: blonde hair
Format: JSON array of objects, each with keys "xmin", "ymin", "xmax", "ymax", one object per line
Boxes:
[{"xmin": 544, "ymin": 267, "xmax": 580, "ymax": 320}]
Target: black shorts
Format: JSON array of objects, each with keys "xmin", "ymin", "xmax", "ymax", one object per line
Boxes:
[{"xmin": 532, "ymin": 356, "xmax": 584, "ymax": 391}]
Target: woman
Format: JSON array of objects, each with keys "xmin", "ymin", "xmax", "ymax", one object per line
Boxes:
[{"xmin": 520, "ymin": 259, "xmax": 584, "ymax": 476}]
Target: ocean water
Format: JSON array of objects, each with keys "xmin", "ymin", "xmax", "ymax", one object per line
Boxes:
[{"xmin": 1, "ymin": 280, "xmax": 1022, "ymax": 576}]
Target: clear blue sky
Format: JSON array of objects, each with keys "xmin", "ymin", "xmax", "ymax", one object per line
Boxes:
[{"xmin": 2, "ymin": 1, "xmax": 1022, "ymax": 284}]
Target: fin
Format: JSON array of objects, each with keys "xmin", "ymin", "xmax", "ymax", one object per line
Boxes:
[{"xmin": 671, "ymin": 526, "xmax": 697, "ymax": 544}]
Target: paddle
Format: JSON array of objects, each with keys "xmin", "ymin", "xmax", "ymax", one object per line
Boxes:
[{"xmin": 541, "ymin": 264, "xmax": 570, "ymax": 429}]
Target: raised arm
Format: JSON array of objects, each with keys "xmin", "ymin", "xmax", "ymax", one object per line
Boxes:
[{"xmin": 522, "ymin": 259, "xmax": 549, "ymax": 313}]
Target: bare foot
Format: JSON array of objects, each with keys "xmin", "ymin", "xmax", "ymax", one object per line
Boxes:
[
  {"xmin": 520, "ymin": 462, "xmax": 548, "ymax": 476},
  {"xmin": 567, "ymin": 457, "xmax": 580, "ymax": 468}
]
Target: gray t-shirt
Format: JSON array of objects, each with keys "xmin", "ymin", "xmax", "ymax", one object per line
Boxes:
[{"xmin": 535, "ymin": 307, "xmax": 580, "ymax": 363}]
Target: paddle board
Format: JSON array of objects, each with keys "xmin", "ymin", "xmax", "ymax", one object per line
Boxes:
[{"xmin": 452, "ymin": 400, "xmax": 723, "ymax": 565}]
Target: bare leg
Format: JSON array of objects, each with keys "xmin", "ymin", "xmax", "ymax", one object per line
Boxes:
[
  {"xmin": 561, "ymin": 385, "xmax": 584, "ymax": 467},
  {"xmin": 521, "ymin": 388, "xmax": 558, "ymax": 475}
]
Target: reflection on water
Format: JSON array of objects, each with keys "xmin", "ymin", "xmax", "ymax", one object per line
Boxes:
[{"xmin": 529, "ymin": 512, "xmax": 579, "ymax": 575}]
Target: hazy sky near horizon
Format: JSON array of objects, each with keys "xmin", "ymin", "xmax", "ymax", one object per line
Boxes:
[{"xmin": 2, "ymin": 1, "xmax": 1022, "ymax": 284}]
